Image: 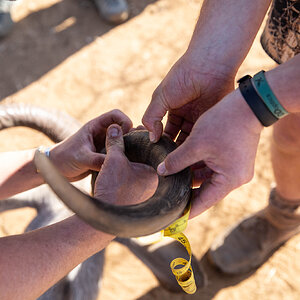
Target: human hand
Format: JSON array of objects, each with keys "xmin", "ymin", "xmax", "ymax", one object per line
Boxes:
[
  {"xmin": 93, "ymin": 125, "xmax": 158, "ymax": 206},
  {"xmin": 155, "ymin": 89, "xmax": 263, "ymax": 218},
  {"xmin": 50, "ymin": 110, "xmax": 133, "ymax": 182},
  {"xmin": 142, "ymin": 53, "xmax": 235, "ymax": 144}
]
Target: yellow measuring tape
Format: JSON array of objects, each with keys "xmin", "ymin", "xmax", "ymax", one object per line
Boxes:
[
  {"xmin": 163, "ymin": 203, "xmax": 196, "ymax": 294},
  {"xmin": 138, "ymin": 203, "xmax": 197, "ymax": 294}
]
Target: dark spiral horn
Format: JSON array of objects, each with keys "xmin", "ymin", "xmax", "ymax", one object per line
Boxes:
[{"xmin": 34, "ymin": 130, "xmax": 192, "ymax": 238}]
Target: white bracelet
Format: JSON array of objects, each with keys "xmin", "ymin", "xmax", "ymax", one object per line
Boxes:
[
  {"xmin": 36, "ymin": 146, "xmax": 51, "ymax": 174},
  {"xmin": 37, "ymin": 146, "xmax": 51, "ymax": 158}
]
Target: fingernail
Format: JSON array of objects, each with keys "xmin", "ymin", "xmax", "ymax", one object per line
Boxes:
[
  {"xmin": 157, "ymin": 162, "xmax": 166, "ymax": 175},
  {"xmin": 108, "ymin": 127, "xmax": 119, "ymax": 137},
  {"xmin": 149, "ymin": 132, "xmax": 156, "ymax": 143}
]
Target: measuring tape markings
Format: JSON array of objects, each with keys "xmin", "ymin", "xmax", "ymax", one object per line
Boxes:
[
  {"xmin": 162, "ymin": 202, "xmax": 197, "ymax": 294},
  {"xmin": 136, "ymin": 202, "xmax": 196, "ymax": 294}
]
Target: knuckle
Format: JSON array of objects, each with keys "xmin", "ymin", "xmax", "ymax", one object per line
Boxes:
[
  {"xmin": 84, "ymin": 121, "xmax": 93, "ymax": 133},
  {"xmin": 151, "ymin": 84, "xmax": 162, "ymax": 101},
  {"xmin": 91, "ymin": 155, "xmax": 104, "ymax": 168},
  {"xmin": 153, "ymin": 83, "xmax": 169, "ymax": 111},
  {"xmin": 151, "ymin": 88, "xmax": 160, "ymax": 100},
  {"xmin": 141, "ymin": 114, "xmax": 151, "ymax": 127},
  {"xmin": 184, "ymin": 136, "xmax": 198, "ymax": 156},
  {"xmin": 164, "ymin": 156, "xmax": 178, "ymax": 173},
  {"xmin": 110, "ymin": 109, "xmax": 123, "ymax": 115},
  {"xmin": 160, "ymin": 85, "xmax": 171, "ymax": 109},
  {"xmin": 107, "ymin": 139, "xmax": 124, "ymax": 151},
  {"xmin": 243, "ymin": 169, "xmax": 254, "ymax": 184},
  {"xmin": 232, "ymin": 170, "xmax": 253, "ymax": 188}
]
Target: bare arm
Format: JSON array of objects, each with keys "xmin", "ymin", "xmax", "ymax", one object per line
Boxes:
[
  {"xmin": 0, "ymin": 123, "xmax": 157, "ymax": 300},
  {"xmin": 0, "ymin": 216, "xmax": 114, "ymax": 300},
  {"xmin": 0, "ymin": 112, "xmax": 132, "ymax": 298},
  {"xmin": 186, "ymin": 0, "xmax": 272, "ymax": 75},
  {"xmin": 0, "ymin": 150, "xmax": 44, "ymax": 199},
  {"xmin": 143, "ymin": 0, "xmax": 272, "ymax": 142}
]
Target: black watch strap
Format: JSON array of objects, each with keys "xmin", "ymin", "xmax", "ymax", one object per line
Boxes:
[{"xmin": 238, "ymin": 75, "xmax": 278, "ymax": 127}]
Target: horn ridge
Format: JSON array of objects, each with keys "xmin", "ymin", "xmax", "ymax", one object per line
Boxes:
[{"xmin": 0, "ymin": 103, "xmax": 80, "ymax": 142}]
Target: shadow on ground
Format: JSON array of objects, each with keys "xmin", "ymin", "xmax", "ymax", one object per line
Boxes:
[
  {"xmin": 136, "ymin": 253, "xmax": 256, "ymax": 300},
  {"xmin": 0, "ymin": 0, "xmax": 158, "ymax": 100}
]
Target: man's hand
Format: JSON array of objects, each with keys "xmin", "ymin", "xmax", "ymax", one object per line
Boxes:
[
  {"xmin": 142, "ymin": 53, "xmax": 235, "ymax": 144},
  {"xmin": 50, "ymin": 110, "xmax": 133, "ymax": 181},
  {"xmin": 94, "ymin": 125, "xmax": 158, "ymax": 206},
  {"xmin": 155, "ymin": 89, "xmax": 263, "ymax": 218}
]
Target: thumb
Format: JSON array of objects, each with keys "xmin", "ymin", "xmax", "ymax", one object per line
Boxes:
[
  {"xmin": 190, "ymin": 174, "xmax": 232, "ymax": 218},
  {"xmin": 142, "ymin": 86, "xmax": 167, "ymax": 143},
  {"xmin": 105, "ymin": 124, "xmax": 124, "ymax": 154},
  {"xmin": 157, "ymin": 139, "xmax": 200, "ymax": 176},
  {"xmin": 81, "ymin": 125, "xmax": 125, "ymax": 172}
]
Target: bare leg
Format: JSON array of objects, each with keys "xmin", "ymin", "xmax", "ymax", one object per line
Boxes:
[{"xmin": 271, "ymin": 114, "xmax": 300, "ymax": 200}]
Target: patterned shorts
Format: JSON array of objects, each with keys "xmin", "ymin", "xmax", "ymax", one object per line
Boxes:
[{"xmin": 261, "ymin": 0, "xmax": 300, "ymax": 64}]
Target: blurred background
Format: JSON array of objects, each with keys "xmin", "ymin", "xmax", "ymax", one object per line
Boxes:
[{"xmin": 0, "ymin": 0, "xmax": 299, "ymax": 299}]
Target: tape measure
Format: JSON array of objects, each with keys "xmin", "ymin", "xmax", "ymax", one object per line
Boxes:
[
  {"xmin": 163, "ymin": 202, "xmax": 196, "ymax": 294},
  {"xmin": 137, "ymin": 202, "xmax": 197, "ymax": 294}
]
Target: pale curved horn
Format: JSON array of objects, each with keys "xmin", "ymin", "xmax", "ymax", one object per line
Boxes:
[
  {"xmin": 34, "ymin": 131, "xmax": 192, "ymax": 238},
  {"xmin": 0, "ymin": 103, "xmax": 80, "ymax": 142}
]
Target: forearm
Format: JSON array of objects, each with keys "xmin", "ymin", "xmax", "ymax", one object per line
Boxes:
[
  {"xmin": 0, "ymin": 149, "xmax": 44, "ymax": 199},
  {"xmin": 224, "ymin": 54, "xmax": 300, "ymax": 125},
  {"xmin": 186, "ymin": 0, "xmax": 272, "ymax": 75},
  {"xmin": 265, "ymin": 54, "xmax": 300, "ymax": 113},
  {"xmin": 0, "ymin": 215, "xmax": 114, "ymax": 300}
]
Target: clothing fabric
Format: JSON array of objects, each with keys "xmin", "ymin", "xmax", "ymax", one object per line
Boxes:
[{"xmin": 261, "ymin": 0, "xmax": 300, "ymax": 64}]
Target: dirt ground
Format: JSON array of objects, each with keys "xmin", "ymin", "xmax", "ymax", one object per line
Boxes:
[{"xmin": 1, "ymin": 0, "xmax": 300, "ymax": 299}]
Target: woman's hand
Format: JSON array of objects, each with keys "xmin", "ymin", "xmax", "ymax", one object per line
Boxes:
[{"xmin": 50, "ymin": 110, "xmax": 133, "ymax": 182}]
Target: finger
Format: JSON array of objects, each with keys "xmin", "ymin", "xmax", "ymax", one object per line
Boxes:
[
  {"xmin": 189, "ymin": 174, "xmax": 232, "ymax": 218},
  {"xmin": 105, "ymin": 124, "xmax": 125, "ymax": 154},
  {"xmin": 129, "ymin": 125, "xmax": 146, "ymax": 132},
  {"xmin": 87, "ymin": 125, "xmax": 125, "ymax": 172},
  {"xmin": 176, "ymin": 131, "xmax": 189, "ymax": 145},
  {"xmin": 84, "ymin": 152, "xmax": 106, "ymax": 172},
  {"xmin": 136, "ymin": 125, "xmax": 146, "ymax": 130},
  {"xmin": 190, "ymin": 161, "xmax": 206, "ymax": 170},
  {"xmin": 192, "ymin": 167, "xmax": 213, "ymax": 187},
  {"xmin": 142, "ymin": 86, "xmax": 167, "ymax": 143},
  {"xmin": 175, "ymin": 120, "xmax": 194, "ymax": 145},
  {"xmin": 100, "ymin": 125, "xmax": 128, "ymax": 180},
  {"xmin": 91, "ymin": 109, "xmax": 133, "ymax": 136},
  {"xmin": 157, "ymin": 138, "xmax": 200, "ymax": 176},
  {"xmin": 68, "ymin": 170, "xmax": 92, "ymax": 182},
  {"xmin": 164, "ymin": 113, "xmax": 183, "ymax": 140}
]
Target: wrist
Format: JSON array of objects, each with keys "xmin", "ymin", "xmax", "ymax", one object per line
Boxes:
[
  {"xmin": 48, "ymin": 142, "xmax": 68, "ymax": 176},
  {"xmin": 230, "ymin": 88, "xmax": 264, "ymax": 134},
  {"xmin": 182, "ymin": 49, "xmax": 237, "ymax": 81}
]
